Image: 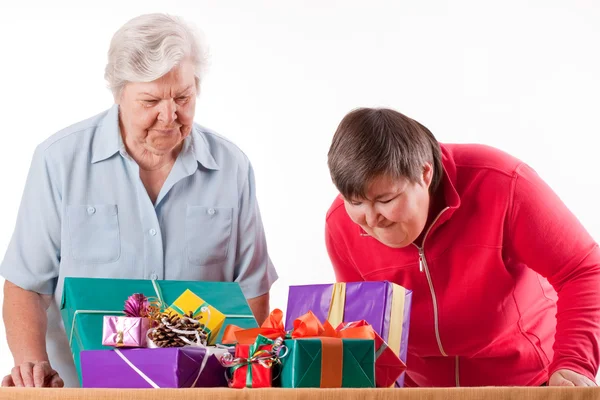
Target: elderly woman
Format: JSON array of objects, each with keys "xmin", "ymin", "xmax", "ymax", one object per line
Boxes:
[
  {"xmin": 325, "ymin": 108, "xmax": 600, "ymax": 387},
  {"xmin": 0, "ymin": 14, "xmax": 277, "ymax": 387}
]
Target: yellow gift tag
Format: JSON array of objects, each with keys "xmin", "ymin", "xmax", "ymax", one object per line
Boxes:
[{"xmin": 167, "ymin": 289, "xmax": 226, "ymax": 344}]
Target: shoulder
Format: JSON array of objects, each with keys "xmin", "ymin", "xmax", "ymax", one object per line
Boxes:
[
  {"xmin": 36, "ymin": 109, "xmax": 111, "ymax": 160},
  {"xmin": 194, "ymin": 124, "xmax": 251, "ymax": 168},
  {"xmin": 443, "ymin": 143, "xmax": 523, "ymax": 177},
  {"xmin": 325, "ymin": 195, "xmax": 357, "ymax": 239},
  {"xmin": 326, "ymin": 195, "xmax": 346, "ymax": 221}
]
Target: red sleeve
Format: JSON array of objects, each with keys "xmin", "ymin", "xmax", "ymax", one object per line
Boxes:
[
  {"xmin": 325, "ymin": 218, "xmax": 363, "ymax": 283},
  {"xmin": 507, "ymin": 163, "xmax": 600, "ymax": 381}
]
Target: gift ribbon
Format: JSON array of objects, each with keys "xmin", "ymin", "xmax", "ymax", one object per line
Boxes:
[
  {"xmin": 319, "ymin": 337, "xmax": 343, "ymax": 388},
  {"xmin": 222, "ymin": 308, "xmax": 288, "ymax": 345},
  {"xmin": 290, "ymin": 311, "xmax": 347, "ymax": 388},
  {"xmin": 116, "ymin": 329, "xmax": 124, "ymax": 346},
  {"xmin": 223, "ymin": 308, "xmax": 375, "ymax": 344},
  {"xmin": 223, "ymin": 314, "xmax": 256, "ymax": 318},
  {"xmin": 170, "ymin": 301, "xmax": 209, "ymax": 319},
  {"xmin": 114, "ymin": 349, "xmax": 159, "ymax": 388},
  {"xmin": 388, "ymin": 285, "xmax": 406, "ymax": 357},
  {"xmin": 151, "ymin": 279, "xmax": 165, "ymax": 306},
  {"xmin": 245, "ymin": 338, "xmax": 270, "ymax": 387},
  {"xmin": 327, "ymin": 282, "xmax": 346, "ymax": 329}
]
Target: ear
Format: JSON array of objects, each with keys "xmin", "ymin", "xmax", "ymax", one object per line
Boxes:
[{"xmin": 422, "ymin": 162, "xmax": 433, "ymax": 189}]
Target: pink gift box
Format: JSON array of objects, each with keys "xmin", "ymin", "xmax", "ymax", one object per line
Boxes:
[{"xmin": 102, "ymin": 316, "xmax": 150, "ymax": 347}]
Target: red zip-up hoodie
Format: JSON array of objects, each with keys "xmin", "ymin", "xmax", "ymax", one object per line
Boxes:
[{"xmin": 325, "ymin": 144, "xmax": 600, "ymax": 386}]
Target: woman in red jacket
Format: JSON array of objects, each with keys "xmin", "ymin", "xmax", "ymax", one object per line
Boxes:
[{"xmin": 325, "ymin": 107, "xmax": 600, "ymax": 387}]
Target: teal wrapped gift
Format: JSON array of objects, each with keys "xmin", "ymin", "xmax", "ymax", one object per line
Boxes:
[
  {"xmin": 60, "ymin": 277, "xmax": 257, "ymax": 383},
  {"xmin": 280, "ymin": 338, "xmax": 375, "ymax": 388}
]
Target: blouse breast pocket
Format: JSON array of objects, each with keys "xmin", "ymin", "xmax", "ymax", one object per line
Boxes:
[
  {"xmin": 186, "ymin": 206, "xmax": 234, "ymax": 266},
  {"xmin": 67, "ymin": 204, "xmax": 121, "ymax": 264}
]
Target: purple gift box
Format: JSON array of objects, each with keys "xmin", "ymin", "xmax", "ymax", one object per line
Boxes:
[
  {"xmin": 285, "ymin": 281, "xmax": 412, "ymax": 387},
  {"xmin": 102, "ymin": 316, "xmax": 150, "ymax": 347},
  {"xmin": 81, "ymin": 347, "xmax": 230, "ymax": 388}
]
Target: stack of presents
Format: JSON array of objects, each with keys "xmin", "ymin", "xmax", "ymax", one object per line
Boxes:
[{"xmin": 61, "ymin": 278, "xmax": 412, "ymax": 388}]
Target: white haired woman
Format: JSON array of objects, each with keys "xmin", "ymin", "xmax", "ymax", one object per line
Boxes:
[{"xmin": 0, "ymin": 14, "xmax": 277, "ymax": 387}]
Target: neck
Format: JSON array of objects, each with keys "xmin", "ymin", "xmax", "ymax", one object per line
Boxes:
[
  {"xmin": 415, "ymin": 183, "xmax": 446, "ymax": 247},
  {"xmin": 122, "ymin": 134, "xmax": 183, "ymax": 172}
]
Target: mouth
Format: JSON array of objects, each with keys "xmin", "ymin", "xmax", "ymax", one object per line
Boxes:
[
  {"xmin": 151, "ymin": 128, "xmax": 179, "ymax": 134},
  {"xmin": 360, "ymin": 222, "xmax": 394, "ymax": 236}
]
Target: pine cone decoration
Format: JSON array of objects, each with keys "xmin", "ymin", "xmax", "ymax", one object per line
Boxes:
[{"xmin": 148, "ymin": 311, "xmax": 209, "ymax": 348}]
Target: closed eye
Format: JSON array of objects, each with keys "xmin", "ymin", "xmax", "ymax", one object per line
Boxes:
[{"xmin": 378, "ymin": 193, "xmax": 400, "ymax": 204}]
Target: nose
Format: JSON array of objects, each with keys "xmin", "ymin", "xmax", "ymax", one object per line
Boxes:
[
  {"xmin": 364, "ymin": 206, "xmax": 380, "ymax": 228},
  {"xmin": 157, "ymin": 100, "xmax": 177, "ymax": 124}
]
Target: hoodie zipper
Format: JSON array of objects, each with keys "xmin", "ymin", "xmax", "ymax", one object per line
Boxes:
[
  {"xmin": 414, "ymin": 206, "xmax": 463, "ymax": 386},
  {"xmin": 413, "ymin": 207, "xmax": 450, "ymax": 359},
  {"xmin": 416, "ymin": 244, "xmax": 448, "ymax": 357}
]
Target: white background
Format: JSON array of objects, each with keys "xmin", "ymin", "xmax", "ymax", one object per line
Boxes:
[{"xmin": 1, "ymin": 0, "xmax": 599, "ymax": 381}]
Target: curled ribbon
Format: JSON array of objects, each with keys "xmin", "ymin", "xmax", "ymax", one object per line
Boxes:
[
  {"xmin": 220, "ymin": 335, "xmax": 288, "ymax": 388},
  {"xmin": 221, "ymin": 337, "xmax": 288, "ymax": 369}
]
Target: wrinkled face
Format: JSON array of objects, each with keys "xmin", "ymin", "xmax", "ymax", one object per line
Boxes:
[
  {"xmin": 344, "ymin": 164, "xmax": 433, "ymax": 248},
  {"xmin": 117, "ymin": 60, "xmax": 197, "ymax": 156}
]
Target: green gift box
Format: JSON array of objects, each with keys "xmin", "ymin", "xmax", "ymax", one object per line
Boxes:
[
  {"xmin": 279, "ymin": 338, "xmax": 375, "ymax": 388},
  {"xmin": 60, "ymin": 277, "xmax": 257, "ymax": 383}
]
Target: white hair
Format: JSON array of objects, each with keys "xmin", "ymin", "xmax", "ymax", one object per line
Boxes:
[{"xmin": 104, "ymin": 13, "xmax": 208, "ymax": 98}]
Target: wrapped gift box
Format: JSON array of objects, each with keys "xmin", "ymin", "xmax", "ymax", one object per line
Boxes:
[
  {"xmin": 102, "ymin": 316, "xmax": 150, "ymax": 347},
  {"xmin": 285, "ymin": 281, "xmax": 412, "ymax": 387},
  {"xmin": 228, "ymin": 335, "xmax": 277, "ymax": 388},
  {"xmin": 279, "ymin": 338, "xmax": 375, "ymax": 388},
  {"xmin": 81, "ymin": 347, "xmax": 229, "ymax": 388},
  {"xmin": 61, "ymin": 277, "xmax": 257, "ymax": 383},
  {"xmin": 337, "ymin": 320, "xmax": 406, "ymax": 387},
  {"xmin": 166, "ymin": 289, "xmax": 226, "ymax": 344}
]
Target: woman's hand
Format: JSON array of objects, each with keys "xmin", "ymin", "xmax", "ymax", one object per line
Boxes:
[
  {"xmin": 1, "ymin": 361, "xmax": 63, "ymax": 387},
  {"xmin": 549, "ymin": 369, "xmax": 597, "ymax": 387}
]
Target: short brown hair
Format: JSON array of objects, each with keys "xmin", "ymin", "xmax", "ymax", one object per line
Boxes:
[{"xmin": 327, "ymin": 108, "xmax": 443, "ymax": 199}]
